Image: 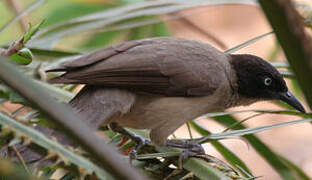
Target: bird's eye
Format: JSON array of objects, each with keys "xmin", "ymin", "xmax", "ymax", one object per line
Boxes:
[{"xmin": 264, "ymin": 77, "xmax": 272, "ymax": 86}]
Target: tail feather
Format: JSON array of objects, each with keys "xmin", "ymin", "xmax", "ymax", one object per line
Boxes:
[
  {"xmin": 69, "ymin": 86, "xmax": 135, "ymax": 129},
  {"xmin": 48, "ymin": 76, "xmax": 77, "ymax": 84},
  {"xmin": 45, "ymin": 68, "xmax": 67, "ymax": 73}
]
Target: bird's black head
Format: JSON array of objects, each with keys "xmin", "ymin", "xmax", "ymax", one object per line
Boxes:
[{"xmin": 230, "ymin": 54, "xmax": 305, "ymax": 113}]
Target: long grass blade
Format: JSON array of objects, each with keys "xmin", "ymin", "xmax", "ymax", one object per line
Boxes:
[
  {"xmin": 199, "ymin": 109, "xmax": 310, "ymax": 120},
  {"xmin": 278, "ymin": 155, "xmax": 310, "ymax": 180},
  {"xmin": 271, "ymin": 62, "xmax": 289, "ymax": 68},
  {"xmin": 189, "ymin": 121, "xmax": 253, "ymax": 177},
  {"xmin": 225, "ymin": 31, "xmax": 273, "ymax": 54},
  {"xmin": 0, "ymin": 113, "xmax": 111, "ymax": 179},
  {"xmin": 197, "ymin": 118, "xmax": 312, "ymax": 142},
  {"xmin": 212, "ymin": 115, "xmax": 297, "ymax": 180},
  {"xmin": 31, "ymin": 0, "xmax": 257, "ymax": 45}
]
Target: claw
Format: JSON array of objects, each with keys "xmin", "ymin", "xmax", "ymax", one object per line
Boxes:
[
  {"xmin": 188, "ymin": 142, "xmax": 205, "ymax": 154},
  {"xmin": 109, "ymin": 123, "xmax": 150, "ymax": 163},
  {"xmin": 166, "ymin": 140, "xmax": 205, "ymax": 169},
  {"xmin": 129, "ymin": 138, "xmax": 150, "ymax": 163},
  {"xmin": 178, "ymin": 150, "xmax": 198, "ymax": 169},
  {"xmin": 129, "ymin": 149, "xmax": 137, "ymax": 163}
]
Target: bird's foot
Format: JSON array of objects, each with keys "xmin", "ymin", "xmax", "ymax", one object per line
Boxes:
[
  {"xmin": 166, "ymin": 140, "xmax": 205, "ymax": 169},
  {"xmin": 177, "ymin": 149, "xmax": 199, "ymax": 169},
  {"xmin": 109, "ymin": 123, "xmax": 151, "ymax": 163},
  {"xmin": 166, "ymin": 140, "xmax": 205, "ymax": 154},
  {"xmin": 129, "ymin": 137, "xmax": 150, "ymax": 163}
]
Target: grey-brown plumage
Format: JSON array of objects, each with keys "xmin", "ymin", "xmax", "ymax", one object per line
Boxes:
[
  {"xmin": 48, "ymin": 38, "xmax": 230, "ymax": 97},
  {"xmin": 47, "ymin": 37, "xmax": 305, "ymax": 147}
]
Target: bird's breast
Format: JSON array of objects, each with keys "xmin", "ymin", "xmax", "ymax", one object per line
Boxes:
[{"xmin": 115, "ymin": 82, "xmax": 233, "ymax": 129}]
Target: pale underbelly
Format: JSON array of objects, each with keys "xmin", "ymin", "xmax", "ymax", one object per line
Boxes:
[{"xmin": 112, "ymin": 94, "xmax": 224, "ymax": 130}]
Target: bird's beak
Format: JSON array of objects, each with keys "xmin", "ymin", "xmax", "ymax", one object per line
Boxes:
[{"xmin": 279, "ymin": 91, "xmax": 306, "ymax": 113}]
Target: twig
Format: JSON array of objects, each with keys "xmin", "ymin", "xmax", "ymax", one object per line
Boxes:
[
  {"xmin": 10, "ymin": 145, "xmax": 31, "ymax": 174},
  {"xmin": 0, "ymin": 56, "xmax": 146, "ymax": 180},
  {"xmin": 0, "ymin": 20, "xmax": 45, "ymax": 57},
  {"xmin": 0, "ymin": 38, "xmax": 23, "ymax": 56}
]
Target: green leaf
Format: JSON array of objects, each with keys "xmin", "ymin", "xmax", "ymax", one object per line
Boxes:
[
  {"xmin": 0, "ymin": 0, "xmax": 47, "ymax": 35},
  {"xmin": 136, "ymin": 152, "xmax": 181, "ymax": 159},
  {"xmin": 8, "ymin": 91, "xmax": 29, "ymax": 106},
  {"xmin": 258, "ymin": 0, "xmax": 312, "ymax": 109},
  {"xmin": 151, "ymin": 22, "xmax": 171, "ymax": 37},
  {"xmin": 198, "ymin": 118, "xmax": 312, "ymax": 142},
  {"xmin": 43, "ymin": 2, "xmax": 121, "ymax": 27},
  {"xmin": 33, "ymin": 0, "xmax": 256, "ymax": 42},
  {"xmin": 183, "ymin": 158, "xmax": 232, "ymax": 180},
  {"xmin": 1, "ymin": 79, "xmax": 74, "ymax": 106},
  {"xmin": 0, "ymin": 112, "xmax": 111, "ymax": 179},
  {"xmin": 23, "ymin": 20, "xmax": 45, "ymax": 44},
  {"xmin": 267, "ymin": 40, "xmax": 281, "ymax": 61},
  {"xmin": 9, "ymin": 48, "xmax": 33, "ymax": 65},
  {"xmin": 189, "ymin": 121, "xmax": 253, "ymax": 178},
  {"xmin": 126, "ymin": 19, "xmax": 170, "ymax": 40},
  {"xmin": 212, "ymin": 115, "xmax": 297, "ymax": 180},
  {"xmin": 32, "ymin": 80, "xmax": 74, "ymax": 102},
  {"xmin": 30, "ymin": 48, "xmax": 80, "ymax": 58},
  {"xmin": 0, "ymin": 46, "xmax": 80, "ymax": 58},
  {"xmin": 79, "ymin": 30, "xmax": 122, "ymax": 50},
  {"xmin": 128, "ymin": 25, "xmax": 154, "ymax": 40},
  {"xmin": 290, "ymin": 78, "xmax": 303, "ymax": 98},
  {"xmin": 0, "ymin": 84, "xmax": 10, "ymax": 100},
  {"xmin": 0, "ymin": 84, "xmax": 30, "ymax": 105},
  {"xmin": 0, "ymin": 159, "xmax": 34, "ymax": 180},
  {"xmin": 199, "ymin": 109, "xmax": 310, "ymax": 119},
  {"xmin": 279, "ymin": 70, "xmax": 295, "ymax": 78},
  {"xmin": 60, "ymin": 173, "xmax": 75, "ymax": 180},
  {"xmin": 278, "ymin": 155, "xmax": 310, "ymax": 180},
  {"xmin": 271, "ymin": 61, "xmax": 289, "ymax": 68}
]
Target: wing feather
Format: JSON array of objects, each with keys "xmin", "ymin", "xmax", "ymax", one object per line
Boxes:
[{"xmin": 47, "ymin": 38, "xmax": 229, "ymax": 97}]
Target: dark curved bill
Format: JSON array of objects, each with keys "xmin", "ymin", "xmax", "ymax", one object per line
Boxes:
[{"xmin": 279, "ymin": 91, "xmax": 306, "ymax": 113}]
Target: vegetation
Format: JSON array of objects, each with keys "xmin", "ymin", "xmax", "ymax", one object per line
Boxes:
[{"xmin": 0, "ymin": 0, "xmax": 311, "ymax": 179}]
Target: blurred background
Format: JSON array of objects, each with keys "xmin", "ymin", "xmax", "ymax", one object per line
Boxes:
[{"xmin": 1, "ymin": 0, "xmax": 312, "ymax": 179}]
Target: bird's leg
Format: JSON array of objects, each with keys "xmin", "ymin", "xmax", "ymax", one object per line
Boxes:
[
  {"xmin": 109, "ymin": 122, "xmax": 150, "ymax": 162},
  {"xmin": 166, "ymin": 140, "xmax": 235, "ymax": 173},
  {"xmin": 166, "ymin": 140, "xmax": 205, "ymax": 169}
]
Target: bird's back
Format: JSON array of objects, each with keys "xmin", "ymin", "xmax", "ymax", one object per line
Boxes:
[{"xmin": 48, "ymin": 37, "xmax": 231, "ymax": 97}]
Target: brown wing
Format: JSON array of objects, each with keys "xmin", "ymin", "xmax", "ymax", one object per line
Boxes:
[{"xmin": 47, "ymin": 37, "xmax": 229, "ymax": 97}]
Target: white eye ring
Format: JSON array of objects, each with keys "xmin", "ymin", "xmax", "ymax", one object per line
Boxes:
[{"xmin": 264, "ymin": 77, "xmax": 272, "ymax": 86}]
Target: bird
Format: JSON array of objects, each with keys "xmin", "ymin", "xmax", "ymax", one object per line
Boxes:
[{"xmin": 47, "ymin": 37, "xmax": 305, "ymax": 160}]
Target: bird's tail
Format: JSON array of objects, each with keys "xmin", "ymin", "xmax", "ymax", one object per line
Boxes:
[
  {"xmin": 48, "ymin": 76, "xmax": 77, "ymax": 84},
  {"xmin": 69, "ymin": 86, "xmax": 135, "ymax": 129},
  {"xmin": 46, "ymin": 66, "xmax": 78, "ymax": 84}
]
